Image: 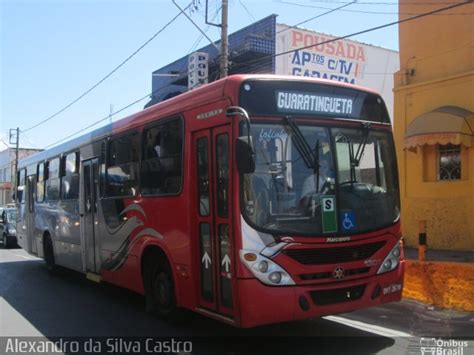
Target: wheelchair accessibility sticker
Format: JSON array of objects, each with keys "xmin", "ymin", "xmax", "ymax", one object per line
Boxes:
[{"xmin": 341, "ymin": 211, "xmax": 356, "ymax": 231}]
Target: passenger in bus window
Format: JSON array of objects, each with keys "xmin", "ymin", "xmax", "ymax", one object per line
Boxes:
[
  {"xmin": 152, "ymin": 132, "xmax": 161, "ymax": 158},
  {"xmin": 151, "ymin": 131, "xmax": 171, "ymax": 169}
]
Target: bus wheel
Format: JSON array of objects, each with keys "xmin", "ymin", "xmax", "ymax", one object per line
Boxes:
[
  {"xmin": 43, "ymin": 234, "xmax": 57, "ymax": 274},
  {"xmin": 146, "ymin": 258, "xmax": 180, "ymax": 320}
]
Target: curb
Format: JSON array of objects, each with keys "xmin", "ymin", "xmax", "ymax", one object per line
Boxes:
[{"xmin": 402, "ymin": 260, "xmax": 474, "ymax": 312}]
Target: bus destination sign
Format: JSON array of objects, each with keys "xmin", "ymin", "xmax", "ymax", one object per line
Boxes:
[
  {"xmin": 276, "ymin": 91, "xmax": 354, "ymax": 116},
  {"xmin": 239, "ymin": 80, "xmax": 391, "ymax": 123}
]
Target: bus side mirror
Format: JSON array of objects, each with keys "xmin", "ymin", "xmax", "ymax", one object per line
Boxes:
[{"xmin": 236, "ymin": 136, "xmax": 255, "ymax": 174}]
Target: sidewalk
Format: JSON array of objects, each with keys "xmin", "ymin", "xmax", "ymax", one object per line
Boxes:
[{"xmin": 402, "ymin": 247, "xmax": 474, "ymax": 312}]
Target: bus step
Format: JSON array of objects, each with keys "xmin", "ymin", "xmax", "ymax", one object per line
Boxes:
[{"xmin": 86, "ymin": 273, "xmax": 102, "ymax": 283}]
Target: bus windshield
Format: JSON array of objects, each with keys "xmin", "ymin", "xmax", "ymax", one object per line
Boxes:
[{"xmin": 241, "ymin": 122, "xmax": 400, "ymax": 236}]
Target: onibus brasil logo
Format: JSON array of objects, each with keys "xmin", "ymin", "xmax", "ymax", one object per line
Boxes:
[{"xmin": 419, "ymin": 338, "xmax": 469, "ymax": 355}]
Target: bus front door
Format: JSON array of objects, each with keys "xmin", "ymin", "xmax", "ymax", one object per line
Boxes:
[
  {"xmin": 193, "ymin": 125, "xmax": 235, "ymax": 319},
  {"xmin": 82, "ymin": 158, "xmax": 100, "ymax": 273}
]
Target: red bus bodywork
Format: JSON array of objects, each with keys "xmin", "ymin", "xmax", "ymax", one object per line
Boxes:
[{"xmin": 18, "ymin": 75, "xmax": 404, "ymax": 328}]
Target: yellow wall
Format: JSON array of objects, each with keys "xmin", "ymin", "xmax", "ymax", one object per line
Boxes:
[{"xmin": 394, "ymin": 0, "xmax": 474, "ymax": 251}]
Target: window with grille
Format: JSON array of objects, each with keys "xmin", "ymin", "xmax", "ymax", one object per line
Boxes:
[{"xmin": 438, "ymin": 144, "xmax": 461, "ymax": 181}]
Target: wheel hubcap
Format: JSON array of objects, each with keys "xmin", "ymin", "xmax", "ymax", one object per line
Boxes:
[
  {"xmin": 153, "ymin": 276, "xmax": 169, "ymax": 306},
  {"xmin": 158, "ymin": 283, "xmax": 167, "ymax": 304}
]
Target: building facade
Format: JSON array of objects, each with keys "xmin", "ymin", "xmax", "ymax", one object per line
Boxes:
[
  {"xmin": 275, "ymin": 24, "xmax": 398, "ymax": 118},
  {"xmin": 393, "ymin": 0, "xmax": 474, "ymax": 250},
  {"xmin": 0, "ymin": 148, "xmax": 42, "ymax": 205},
  {"xmin": 146, "ymin": 15, "xmax": 399, "ymax": 119}
]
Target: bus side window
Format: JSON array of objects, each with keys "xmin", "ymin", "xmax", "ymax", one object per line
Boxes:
[
  {"xmin": 141, "ymin": 118, "xmax": 183, "ymax": 196},
  {"xmin": 100, "ymin": 140, "xmax": 106, "ymax": 197},
  {"xmin": 37, "ymin": 163, "xmax": 45, "ymax": 202},
  {"xmin": 61, "ymin": 152, "xmax": 79, "ymax": 200},
  {"xmin": 45, "ymin": 158, "xmax": 60, "ymax": 201},
  {"xmin": 106, "ymin": 132, "xmax": 140, "ymax": 197},
  {"xmin": 17, "ymin": 169, "xmax": 26, "ymax": 204}
]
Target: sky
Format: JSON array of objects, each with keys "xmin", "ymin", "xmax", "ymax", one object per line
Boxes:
[{"xmin": 0, "ymin": 0, "xmax": 400, "ymax": 150}]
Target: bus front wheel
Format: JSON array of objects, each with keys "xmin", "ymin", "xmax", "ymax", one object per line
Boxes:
[{"xmin": 145, "ymin": 257, "xmax": 180, "ymax": 321}]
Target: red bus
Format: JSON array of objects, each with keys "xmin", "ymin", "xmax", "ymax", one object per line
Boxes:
[{"xmin": 16, "ymin": 74, "xmax": 404, "ymax": 328}]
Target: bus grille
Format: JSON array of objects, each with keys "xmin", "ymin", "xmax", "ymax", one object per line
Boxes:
[
  {"xmin": 282, "ymin": 241, "xmax": 386, "ymax": 265},
  {"xmin": 310, "ymin": 285, "xmax": 366, "ymax": 305},
  {"xmin": 300, "ymin": 267, "xmax": 370, "ymax": 281}
]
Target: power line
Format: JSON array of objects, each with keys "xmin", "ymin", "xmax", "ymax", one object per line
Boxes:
[
  {"xmin": 43, "ymin": 92, "xmax": 151, "ymax": 149},
  {"xmin": 186, "ymin": 1, "xmax": 358, "ymax": 77},
  {"xmin": 239, "ymin": 0, "xmax": 256, "ymax": 22},
  {"xmin": 232, "ymin": 0, "xmax": 472, "ymax": 70},
  {"xmin": 280, "ymin": 1, "xmax": 473, "ymax": 15},
  {"xmin": 413, "ymin": 39, "xmax": 474, "ymax": 61},
  {"xmin": 0, "ymin": 139, "xmax": 10, "ymax": 149},
  {"xmin": 41, "ymin": 0, "xmax": 472, "ymax": 149},
  {"xmin": 187, "ymin": 6, "xmax": 221, "ymax": 53},
  {"xmin": 42, "ymin": 72, "xmax": 190, "ymax": 149},
  {"xmin": 22, "ymin": 3, "xmax": 191, "ymax": 134},
  {"xmin": 16, "ymin": 131, "xmax": 37, "ymax": 148},
  {"xmin": 276, "ymin": 1, "xmax": 357, "ymax": 34},
  {"xmin": 292, "ymin": 0, "xmax": 467, "ymax": 5}
]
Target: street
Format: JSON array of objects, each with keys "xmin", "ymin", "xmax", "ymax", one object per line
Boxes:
[{"xmin": 1, "ymin": 248, "xmax": 473, "ymax": 355}]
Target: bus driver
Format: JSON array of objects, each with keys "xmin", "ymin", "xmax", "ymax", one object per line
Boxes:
[{"xmin": 299, "ymin": 155, "xmax": 335, "ymax": 210}]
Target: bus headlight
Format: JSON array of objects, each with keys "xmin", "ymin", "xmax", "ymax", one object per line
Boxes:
[
  {"xmin": 377, "ymin": 240, "xmax": 402, "ymax": 275},
  {"xmin": 269, "ymin": 272, "xmax": 282, "ymax": 284},
  {"xmin": 240, "ymin": 250, "xmax": 295, "ymax": 286},
  {"xmin": 257, "ymin": 260, "xmax": 269, "ymax": 273}
]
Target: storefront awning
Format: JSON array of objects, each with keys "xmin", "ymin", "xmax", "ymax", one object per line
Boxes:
[{"xmin": 405, "ymin": 106, "xmax": 474, "ymax": 149}]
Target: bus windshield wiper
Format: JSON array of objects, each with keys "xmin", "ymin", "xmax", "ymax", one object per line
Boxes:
[
  {"xmin": 314, "ymin": 139, "xmax": 320, "ymax": 192},
  {"xmin": 349, "ymin": 122, "xmax": 371, "ymax": 182},
  {"xmin": 283, "ymin": 116, "xmax": 322, "ymax": 190},
  {"xmin": 283, "ymin": 116, "xmax": 316, "ymax": 170}
]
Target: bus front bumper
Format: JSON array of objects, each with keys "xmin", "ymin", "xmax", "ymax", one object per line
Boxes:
[{"xmin": 236, "ymin": 260, "xmax": 405, "ymax": 328}]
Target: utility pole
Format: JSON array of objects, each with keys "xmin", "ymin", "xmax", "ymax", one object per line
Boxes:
[
  {"xmin": 179, "ymin": 0, "xmax": 229, "ymax": 78},
  {"xmin": 9, "ymin": 128, "xmax": 19, "ymax": 202},
  {"xmin": 220, "ymin": 0, "xmax": 229, "ymax": 78}
]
